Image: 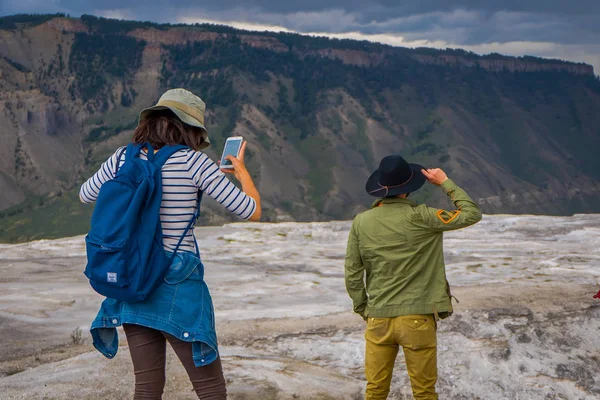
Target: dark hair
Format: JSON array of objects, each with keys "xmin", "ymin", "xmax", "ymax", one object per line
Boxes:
[
  {"xmin": 132, "ymin": 109, "xmax": 206, "ymax": 151},
  {"xmin": 388, "ymin": 193, "xmax": 410, "ymax": 199}
]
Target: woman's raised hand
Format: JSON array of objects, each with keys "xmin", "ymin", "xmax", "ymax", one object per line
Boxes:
[{"xmin": 221, "ymin": 141, "xmax": 248, "ymax": 181}]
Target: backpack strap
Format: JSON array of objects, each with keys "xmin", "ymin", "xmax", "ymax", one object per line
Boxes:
[
  {"xmin": 170, "ymin": 190, "xmax": 204, "ymax": 258},
  {"xmin": 125, "ymin": 143, "xmax": 144, "ymax": 163},
  {"xmin": 113, "ymin": 147, "xmax": 126, "ymax": 176},
  {"xmin": 125, "ymin": 143, "xmax": 187, "ymax": 166}
]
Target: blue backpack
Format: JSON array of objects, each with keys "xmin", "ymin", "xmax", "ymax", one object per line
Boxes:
[{"xmin": 84, "ymin": 142, "xmax": 202, "ymax": 302}]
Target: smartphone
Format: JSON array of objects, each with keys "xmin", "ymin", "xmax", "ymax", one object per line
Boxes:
[{"xmin": 219, "ymin": 136, "xmax": 244, "ymax": 169}]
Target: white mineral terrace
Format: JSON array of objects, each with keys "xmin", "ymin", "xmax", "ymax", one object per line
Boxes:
[{"xmin": 0, "ymin": 214, "xmax": 599, "ymax": 399}]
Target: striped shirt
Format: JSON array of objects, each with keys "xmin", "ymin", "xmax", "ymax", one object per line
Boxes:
[{"xmin": 80, "ymin": 146, "xmax": 256, "ymax": 253}]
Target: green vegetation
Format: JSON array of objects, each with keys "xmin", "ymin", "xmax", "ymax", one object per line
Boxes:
[
  {"xmin": 202, "ymin": 106, "xmax": 240, "ymax": 151},
  {"xmin": 14, "ymin": 137, "xmax": 26, "ymax": 169},
  {"xmin": 80, "ymin": 14, "xmax": 168, "ymax": 34},
  {"xmin": 0, "ymin": 13, "xmax": 66, "ymax": 30},
  {"xmin": 438, "ymin": 154, "xmax": 451, "ymax": 163},
  {"xmin": 160, "ymin": 36, "xmax": 349, "ymax": 144},
  {"xmin": 348, "ymin": 112, "xmax": 374, "ymax": 167},
  {"xmin": 458, "ymin": 69, "xmax": 600, "ymax": 183},
  {"xmin": 280, "ymin": 200, "xmax": 294, "ymax": 213},
  {"xmin": 0, "ymin": 137, "xmax": 131, "ymax": 243},
  {"xmin": 69, "ymin": 32, "xmax": 145, "ymax": 101},
  {"xmin": 295, "ymin": 135, "xmax": 335, "ymax": 212},
  {"xmin": 277, "ymin": 82, "xmax": 293, "ymax": 117},
  {"xmin": 0, "ymin": 187, "xmax": 93, "ymax": 242},
  {"xmin": 86, "ymin": 118, "xmax": 137, "ymax": 142}
]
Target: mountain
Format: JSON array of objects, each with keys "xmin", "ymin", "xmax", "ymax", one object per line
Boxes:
[{"xmin": 1, "ymin": 14, "xmax": 600, "ymax": 242}]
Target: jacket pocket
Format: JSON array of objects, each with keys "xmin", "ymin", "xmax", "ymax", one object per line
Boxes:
[
  {"xmin": 164, "ymin": 255, "xmax": 201, "ymax": 284},
  {"xmin": 401, "ymin": 315, "xmax": 437, "ymax": 350}
]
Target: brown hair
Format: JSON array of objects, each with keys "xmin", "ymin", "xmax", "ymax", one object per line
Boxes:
[{"xmin": 132, "ymin": 109, "xmax": 206, "ymax": 151}]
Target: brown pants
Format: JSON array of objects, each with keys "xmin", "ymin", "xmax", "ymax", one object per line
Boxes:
[{"xmin": 123, "ymin": 324, "xmax": 227, "ymax": 399}]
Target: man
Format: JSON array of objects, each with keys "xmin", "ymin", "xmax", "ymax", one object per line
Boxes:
[{"xmin": 345, "ymin": 155, "xmax": 482, "ymax": 399}]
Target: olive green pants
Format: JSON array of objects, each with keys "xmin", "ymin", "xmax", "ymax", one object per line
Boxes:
[{"xmin": 364, "ymin": 315, "xmax": 438, "ymax": 400}]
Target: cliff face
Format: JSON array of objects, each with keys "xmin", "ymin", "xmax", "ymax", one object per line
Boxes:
[
  {"xmin": 412, "ymin": 54, "xmax": 595, "ymax": 75},
  {"xmin": 0, "ymin": 14, "xmax": 600, "ymax": 242}
]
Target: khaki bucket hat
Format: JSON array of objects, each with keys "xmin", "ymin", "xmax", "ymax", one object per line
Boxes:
[{"xmin": 139, "ymin": 88, "xmax": 210, "ymax": 149}]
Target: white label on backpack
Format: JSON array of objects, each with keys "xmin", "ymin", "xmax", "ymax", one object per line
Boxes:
[{"xmin": 107, "ymin": 272, "xmax": 117, "ymax": 283}]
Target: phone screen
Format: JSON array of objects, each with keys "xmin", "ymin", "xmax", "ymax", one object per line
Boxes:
[{"xmin": 220, "ymin": 137, "xmax": 243, "ymax": 167}]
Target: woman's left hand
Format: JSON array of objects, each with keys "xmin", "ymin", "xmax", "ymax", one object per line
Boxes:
[{"xmin": 220, "ymin": 141, "xmax": 248, "ymax": 181}]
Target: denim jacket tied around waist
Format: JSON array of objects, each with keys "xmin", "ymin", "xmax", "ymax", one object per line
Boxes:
[{"xmin": 90, "ymin": 250, "xmax": 218, "ymax": 367}]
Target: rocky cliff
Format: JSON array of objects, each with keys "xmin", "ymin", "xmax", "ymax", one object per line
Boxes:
[{"xmin": 1, "ymin": 14, "xmax": 600, "ymax": 242}]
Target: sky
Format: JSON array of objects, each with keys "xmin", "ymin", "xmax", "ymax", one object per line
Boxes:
[{"xmin": 1, "ymin": 1, "xmax": 599, "ymax": 74}]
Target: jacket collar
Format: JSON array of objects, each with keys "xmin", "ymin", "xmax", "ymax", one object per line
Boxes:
[{"xmin": 371, "ymin": 197, "xmax": 418, "ymax": 208}]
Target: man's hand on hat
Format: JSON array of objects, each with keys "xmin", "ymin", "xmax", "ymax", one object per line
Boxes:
[{"xmin": 421, "ymin": 168, "xmax": 448, "ymax": 186}]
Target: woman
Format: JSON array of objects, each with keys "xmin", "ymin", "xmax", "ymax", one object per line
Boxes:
[{"xmin": 79, "ymin": 88, "xmax": 261, "ymax": 399}]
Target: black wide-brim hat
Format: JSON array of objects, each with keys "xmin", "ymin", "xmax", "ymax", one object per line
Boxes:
[{"xmin": 366, "ymin": 155, "xmax": 427, "ymax": 197}]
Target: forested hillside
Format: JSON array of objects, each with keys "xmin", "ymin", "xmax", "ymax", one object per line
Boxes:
[{"xmin": 1, "ymin": 14, "xmax": 599, "ymax": 242}]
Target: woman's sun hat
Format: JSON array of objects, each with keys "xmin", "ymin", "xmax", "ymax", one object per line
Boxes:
[{"xmin": 139, "ymin": 88, "xmax": 210, "ymax": 149}]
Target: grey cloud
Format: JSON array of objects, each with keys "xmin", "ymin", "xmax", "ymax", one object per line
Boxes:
[{"xmin": 4, "ymin": 0, "xmax": 600, "ymax": 19}]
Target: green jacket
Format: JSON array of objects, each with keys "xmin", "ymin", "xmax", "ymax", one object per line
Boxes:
[{"xmin": 344, "ymin": 179, "xmax": 482, "ymax": 319}]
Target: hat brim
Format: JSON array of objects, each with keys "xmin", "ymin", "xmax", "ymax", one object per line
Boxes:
[
  {"xmin": 365, "ymin": 163, "xmax": 427, "ymax": 197},
  {"xmin": 139, "ymin": 105, "xmax": 210, "ymax": 149}
]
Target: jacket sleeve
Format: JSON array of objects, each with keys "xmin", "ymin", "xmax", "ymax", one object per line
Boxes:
[
  {"xmin": 344, "ymin": 217, "xmax": 368, "ymax": 317},
  {"xmin": 417, "ymin": 179, "xmax": 483, "ymax": 232}
]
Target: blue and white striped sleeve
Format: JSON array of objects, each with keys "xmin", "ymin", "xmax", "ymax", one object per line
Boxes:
[
  {"xmin": 79, "ymin": 147, "xmax": 125, "ymax": 204},
  {"xmin": 188, "ymin": 152, "xmax": 257, "ymax": 220}
]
